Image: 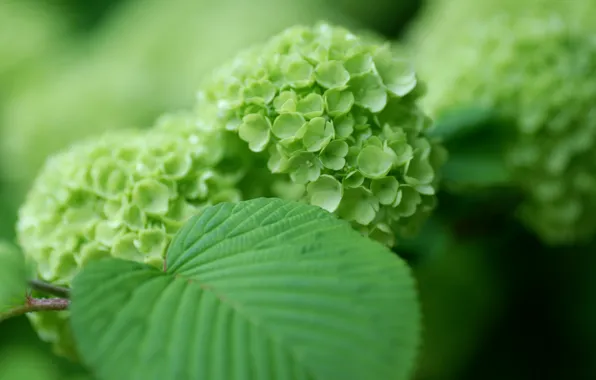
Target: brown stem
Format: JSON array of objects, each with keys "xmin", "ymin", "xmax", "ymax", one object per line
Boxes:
[
  {"xmin": 0, "ymin": 297, "xmax": 69, "ymax": 323},
  {"xmin": 29, "ymin": 280, "xmax": 70, "ymax": 298}
]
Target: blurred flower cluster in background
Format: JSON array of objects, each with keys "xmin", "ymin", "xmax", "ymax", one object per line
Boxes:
[{"xmin": 1, "ymin": 0, "xmax": 595, "ymax": 379}]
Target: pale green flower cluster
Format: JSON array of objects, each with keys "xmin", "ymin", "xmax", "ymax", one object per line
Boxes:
[
  {"xmin": 408, "ymin": 1, "xmax": 596, "ymax": 244},
  {"xmin": 193, "ymin": 23, "xmax": 446, "ymax": 246},
  {"xmin": 17, "ymin": 122, "xmax": 240, "ymax": 284},
  {"xmin": 17, "ymin": 116, "xmax": 241, "ymax": 357}
]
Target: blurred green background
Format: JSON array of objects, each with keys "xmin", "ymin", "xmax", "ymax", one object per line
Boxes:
[{"xmin": 0, "ymin": 0, "xmax": 594, "ymax": 379}]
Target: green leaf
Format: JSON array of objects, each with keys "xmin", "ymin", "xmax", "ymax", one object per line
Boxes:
[
  {"xmin": 70, "ymin": 198, "xmax": 420, "ymax": 380},
  {"xmin": 0, "ymin": 345, "xmax": 65, "ymax": 380},
  {"xmin": 0, "ymin": 242, "xmax": 28, "ymax": 313},
  {"xmin": 429, "ymin": 106, "xmax": 514, "ymax": 188},
  {"xmin": 427, "ymin": 105, "xmax": 499, "ymax": 142},
  {"xmin": 441, "ymin": 150, "xmax": 511, "ymax": 188}
]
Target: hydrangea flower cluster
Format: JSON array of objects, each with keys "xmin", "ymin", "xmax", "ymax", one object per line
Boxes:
[
  {"xmin": 16, "ymin": 115, "xmax": 241, "ymax": 358},
  {"xmin": 194, "ymin": 23, "xmax": 446, "ymax": 246},
  {"xmin": 409, "ymin": 3, "xmax": 596, "ymax": 244}
]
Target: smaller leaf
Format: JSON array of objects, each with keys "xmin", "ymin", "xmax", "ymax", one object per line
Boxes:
[{"xmin": 0, "ymin": 243, "xmax": 28, "ymax": 313}]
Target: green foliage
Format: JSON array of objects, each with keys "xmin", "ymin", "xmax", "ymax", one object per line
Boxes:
[
  {"xmin": 428, "ymin": 107, "xmax": 513, "ymax": 189},
  {"xmin": 16, "ymin": 117, "xmax": 241, "ymax": 358},
  {"xmin": 189, "ymin": 23, "xmax": 447, "ymax": 247},
  {"xmin": 0, "ymin": 0, "xmax": 354, "ymax": 217},
  {"xmin": 0, "ymin": 344, "xmax": 62, "ymax": 380},
  {"xmin": 413, "ymin": 240, "xmax": 505, "ymax": 380},
  {"xmin": 0, "ymin": 242, "xmax": 28, "ymax": 313},
  {"xmin": 407, "ymin": 0, "xmax": 596, "ymax": 245},
  {"xmin": 70, "ymin": 198, "xmax": 420, "ymax": 380},
  {"xmin": 0, "ymin": 0, "xmax": 68, "ymax": 97},
  {"xmin": 324, "ymin": 0, "xmax": 422, "ymax": 37}
]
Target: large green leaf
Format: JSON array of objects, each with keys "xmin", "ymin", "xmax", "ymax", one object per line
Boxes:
[
  {"xmin": 70, "ymin": 198, "xmax": 420, "ymax": 380},
  {"xmin": 0, "ymin": 241, "xmax": 28, "ymax": 313}
]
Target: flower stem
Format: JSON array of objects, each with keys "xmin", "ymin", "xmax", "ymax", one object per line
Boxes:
[
  {"xmin": 29, "ymin": 279, "xmax": 70, "ymax": 298},
  {"xmin": 0, "ymin": 297, "xmax": 69, "ymax": 323}
]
